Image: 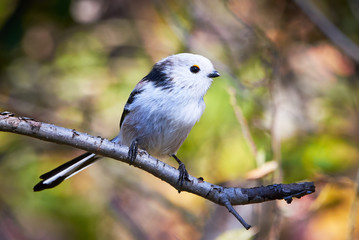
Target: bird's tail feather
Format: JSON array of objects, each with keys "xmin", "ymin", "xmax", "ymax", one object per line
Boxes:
[
  {"xmin": 33, "ymin": 152, "xmax": 100, "ymax": 191},
  {"xmin": 34, "ymin": 135, "xmax": 121, "ymax": 192}
]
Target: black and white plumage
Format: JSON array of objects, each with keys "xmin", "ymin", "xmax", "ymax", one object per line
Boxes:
[{"xmin": 34, "ymin": 53, "xmax": 220, "ymax": 192}]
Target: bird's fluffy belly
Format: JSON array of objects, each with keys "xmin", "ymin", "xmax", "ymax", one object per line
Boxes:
[{"xmin": 120, "ymin": 101, "xmax": 203, "ymax": 159}]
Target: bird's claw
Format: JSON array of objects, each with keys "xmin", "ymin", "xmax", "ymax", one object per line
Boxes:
[
  {"xmin": 128, "ymin": 139, "xmax": 138, "ymax": 165},
  {"xmin": 177, "ymin": 162, "xmax": 190, "ymax": 193}
]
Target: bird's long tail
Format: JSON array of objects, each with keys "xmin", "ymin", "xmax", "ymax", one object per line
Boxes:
[
  {"xmin": 33, "ymin": 152, "xmax": 100, "ymax": 191},
  {"xmin": 33, "ymin": 136, "xmax": 120, "ymax": 192}
]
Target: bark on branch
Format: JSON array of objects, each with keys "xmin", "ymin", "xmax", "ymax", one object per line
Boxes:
[{"xmin": 0, "ymin": 111, "xmax": 315, "ymax": 229}]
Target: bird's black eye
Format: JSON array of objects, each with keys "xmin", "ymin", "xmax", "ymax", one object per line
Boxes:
[{"xmin": 190, "ymin": 65, "xmax": 200, "ymax": 73}]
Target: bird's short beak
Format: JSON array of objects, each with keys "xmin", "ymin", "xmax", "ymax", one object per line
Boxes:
[{"xmin": 208, "ymin": 70, "xmax": 220, "ymax": 78}]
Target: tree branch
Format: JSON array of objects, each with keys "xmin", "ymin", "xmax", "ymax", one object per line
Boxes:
[{"xmin": 0, "ymin": 111, "xmax": 315, "ymax": 229}]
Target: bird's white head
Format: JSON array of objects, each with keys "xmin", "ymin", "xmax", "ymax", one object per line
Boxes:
[{"xmin": 145, "ymin": 53, "xmax": 220, "ymax": 99}]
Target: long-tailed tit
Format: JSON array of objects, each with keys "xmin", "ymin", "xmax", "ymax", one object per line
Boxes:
[{"xmin": 34, "ymin": 53, "xmax": 220, "ymax": 192}]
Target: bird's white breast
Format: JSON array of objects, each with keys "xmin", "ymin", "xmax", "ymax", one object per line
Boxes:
[{"xmin": 119, "ymin": 82, "xmax": 205, "ymax": 159}]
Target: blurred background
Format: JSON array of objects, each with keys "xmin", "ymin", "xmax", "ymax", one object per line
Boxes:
[{"xmin": 0, "ymin": 0, "xmax": 358, "ymax": 239}]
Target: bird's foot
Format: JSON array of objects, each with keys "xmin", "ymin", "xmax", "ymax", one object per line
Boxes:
[
  {"xmin": 172, "ymin": 154, "xmax": 190, "ymax": 193},
  {"xmin": 128, "ymin": 139, "xmax": 138, "ymax": 165}
]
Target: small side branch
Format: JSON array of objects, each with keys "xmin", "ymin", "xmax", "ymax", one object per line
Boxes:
[
  {"xmin": 0, "ymin": 111, "xmax": 315, "ymax": 229},
  {"xmin": 220, "ymin": 193, "xmax": 252, "ymax": 230}
]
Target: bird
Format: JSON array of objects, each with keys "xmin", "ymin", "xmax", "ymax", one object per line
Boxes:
[{"xmin": 33, "ymin": 53, "xmax": 220, "ymax": 192}]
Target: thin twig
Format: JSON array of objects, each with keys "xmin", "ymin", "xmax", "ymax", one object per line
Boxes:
[
  {"xmin": 227, "ymin": 86, "xmax": 258, "ymax": 158},
  {"xmin": 269, "ymin": 71, "xmax": 283, "ymax": 182},
  {"xmin": 293, "ymin": 0, "xmax": 359, "ymax": 63},
  {"xmin": 220, "ymin": 194, "xmax": 251, "ymax": 230}
]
